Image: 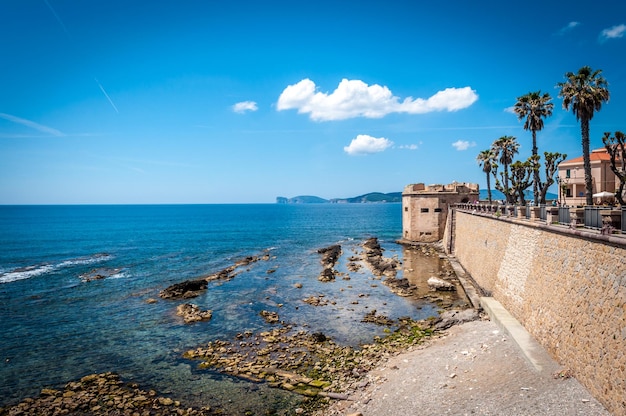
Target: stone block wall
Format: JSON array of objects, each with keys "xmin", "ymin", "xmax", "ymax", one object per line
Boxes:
[{"xmin": 452, "ymin": 210, "xmax": 626, "ymax": 415}]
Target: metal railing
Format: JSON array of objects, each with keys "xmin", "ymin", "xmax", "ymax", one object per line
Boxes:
[{"xmin": 453, "ymin": 203, "xmax": 623, "ymax": 233}]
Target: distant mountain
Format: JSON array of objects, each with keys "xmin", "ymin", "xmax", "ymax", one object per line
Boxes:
[
  {"xmin": 278, "ymin": 190, "xmax": 558, "ymax": 204},
  {"xmin": 276, "ymin": 192, "xmax": 402, "ymax": 204},
  {"xmin": 479, "ymin": 189, "xmax": 558, "ymax": 202},
  {"xmin": 276, "ymin": 195, "xmax": 328, "ymax": 204},
  {"xmin": 331, "ymin": 192, "xmax": 402, "ymax": 203}
]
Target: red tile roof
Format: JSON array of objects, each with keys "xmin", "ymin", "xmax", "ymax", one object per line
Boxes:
[{"xmin": 560, "ymin": 148, "xmax": 611, "ymax": 165}]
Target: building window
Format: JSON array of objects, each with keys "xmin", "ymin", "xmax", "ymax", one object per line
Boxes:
[
  {"xmin": 566, "ymin": 169, "xmax": 571, "ymax": 178},
  {"xmin": 434, "ymin": 208, "xmax": 442, "ymax": 213},
  {"xmin": 566, "ymin": 188, "xmax": 572, "ymax": 197},
  {"xmin": 404, "ymin": 207, "xmax": 408, "ymax": 212},
  {"xmin": 420, "ymin": 208, "xmax": 429, "ymax": 213}
]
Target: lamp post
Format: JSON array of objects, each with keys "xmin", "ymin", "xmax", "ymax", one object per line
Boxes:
[{"xmin": 557, "ymin": 176, "xmax": 561, "ymax": 205}]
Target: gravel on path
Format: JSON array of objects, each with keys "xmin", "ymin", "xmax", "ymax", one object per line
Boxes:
[{"xmin": 320, "ymin": 319, "xmax": 609, "ymax": 416}]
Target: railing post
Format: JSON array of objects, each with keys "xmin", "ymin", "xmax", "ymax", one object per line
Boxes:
[
  {"xmin": 530, "ymin": 206, "xmax": 542, "ymax": 221},
  {"xmin": 600, "ymin": 209, "xmax": 621, "ymax": 234},
  {"xmin": 546, "ymin": 207, "xmax": 559, "ymax": 224},
  {"xmin": 570, "ymin": 207, "xmax": 585, "ymax": 228}
]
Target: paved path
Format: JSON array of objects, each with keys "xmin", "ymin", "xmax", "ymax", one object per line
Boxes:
[{"xmin": 321, "ymin": 315, "xmax": 609, "ymax": 416}]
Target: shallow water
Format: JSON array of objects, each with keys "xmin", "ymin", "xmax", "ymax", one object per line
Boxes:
[{"xmin": 0, "ymin": 204, "xmax": 462, "ymax": 414}]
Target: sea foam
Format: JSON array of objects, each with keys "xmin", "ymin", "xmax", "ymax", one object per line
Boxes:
[{"xmin": 0, "ymin": 253, "xmax": 113, "ymax": 284}]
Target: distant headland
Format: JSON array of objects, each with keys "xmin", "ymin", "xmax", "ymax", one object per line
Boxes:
[
  {"xmin": 277, "ymin": 189, "xmax": 558, "ymax": 204},
  {"xmin": 276, "ymin": 192, "xmax": 402, "ymax": 204}
]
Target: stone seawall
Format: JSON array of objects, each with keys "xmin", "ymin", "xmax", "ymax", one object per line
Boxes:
[{"xmin": 451, "ymin": 210, "xmax": 626, "ymax": 415}]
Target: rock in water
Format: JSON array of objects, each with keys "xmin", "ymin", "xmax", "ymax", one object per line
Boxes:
[
  {"xmin": 427, "ymin": 276, "xmax": 455, "ymax": 291},
  {"xmin": 159, "ymin": 278, "xmax": 208, "ymax": 299},
  {"xmin": 260, "ymin": 310, "xmax": 279, "ymax": 324},
  {"xmin": 176, "ymin": 303, "xmax": 213, "ymax": 323}
]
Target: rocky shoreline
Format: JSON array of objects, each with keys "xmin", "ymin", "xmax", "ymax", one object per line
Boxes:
[{"xmin": 0, "ymin": 240, "xmax": 475, "ymax": 415}]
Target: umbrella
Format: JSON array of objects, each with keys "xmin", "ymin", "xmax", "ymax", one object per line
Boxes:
[{"xmin": 593, "ymin": 191, "xmax": 615, "ymax": 198}]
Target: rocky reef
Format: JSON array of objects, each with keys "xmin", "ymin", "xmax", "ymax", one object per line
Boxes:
[
  {"xmin": 0, "ymin": 372, "xmax": 216, "ymax": 415},
  {"xmin": 182, "ymin": 316, "xmax": 446, "ymax": 402},
  {"xmin": 1, "ymin": 240, "xmax": 478, "ymax": 415},
  {"xmin": 361, "ymin": 238, "xmax": 399, "ymax": 277},
  {"xmin": 159, "ymin": 251, "xmax": 271, "ymax": 299},
  {"xmin": 317, "ymin": 245, "xmax": 342, "ymax": 282},
  {"xmin": 176, "ymin": 303, "xmax": 213, "ymax": 323}
]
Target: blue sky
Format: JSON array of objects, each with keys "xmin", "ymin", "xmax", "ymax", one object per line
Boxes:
[{"xmin": 1, "ymin": 0, "xmax": 626, "ymax": 204}]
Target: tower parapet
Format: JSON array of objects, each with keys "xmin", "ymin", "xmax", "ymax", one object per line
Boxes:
[{"xmin": 401, "ymin": 182, "xmax": 479, "ymax": 243}]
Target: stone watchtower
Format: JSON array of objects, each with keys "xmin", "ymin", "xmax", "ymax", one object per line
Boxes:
[{"xmin": 401, "ymin": 182, "xmax": 479, "ymax": 243}]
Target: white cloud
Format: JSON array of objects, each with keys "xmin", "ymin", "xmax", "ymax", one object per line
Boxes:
[
  {"xmin": 452, "ymin": 140, "xmax": 476, "ymax": 151},
  {"xmin": 0, "ymin": 112, "xmax": 64, "ymax": 136},
  {"xmin": 557, "ymin": 21, "xmax": 580, "ymax": 35},
  {"xmin": 232, "ymin": 101, "xmax": 258, "ymax": 113},
  {"xmin": 503, "ymin": 106, "xmax": 516, "ymax": 114},
  {"xmin": 277, "ymin": 79, "xmax": 478, "ymax": 121},
  {"xmin": 398, "ymin": 144, "xmax": 418, "ymax": 150},
  {"xmin": 600, "ymin": 24, "xmax": 626, "ymax": 41},
  {"xmin": 344, "ymin": 134, "xmax": 394, "ymax": 156}
]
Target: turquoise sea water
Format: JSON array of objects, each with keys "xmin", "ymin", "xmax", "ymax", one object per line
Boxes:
[{"xmin": 0, "ymin": 204, "xmax": 438, "ymax": 413}]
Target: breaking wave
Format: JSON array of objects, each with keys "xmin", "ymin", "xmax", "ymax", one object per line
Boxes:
[{"xmin": 0, "ymin": 253, "xmax": 113, "ymax": 284}]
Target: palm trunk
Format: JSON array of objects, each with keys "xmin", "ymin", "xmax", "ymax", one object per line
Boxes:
[
  {"xmin": 503, "ymin": 162, "xmax": 511, "ymax": 203},
  {"xmin": 486, "ymin": 173, "xmax": 492, "ymax": 204},
  {"xmin": 581, "ymin": 118, "xmax": 593, "ymax": 205},
  {"xmin": 532, "ymin": 131, "xmax": 539, "ymax": 206}
]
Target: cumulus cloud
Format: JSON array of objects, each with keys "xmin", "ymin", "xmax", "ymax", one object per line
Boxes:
[
  {"xmin": 557, "ymin": 21, "xmax": 580, "ymax": 35},
  {"xmin": 344, "ymin": 134, "xmax": 393, "ymax": 156},
  {"xmin": 452, "ymin": 140, "xmax": 476, "ymax": 151},
  {"xmin": 600, "ymin": 24, "xmax": 626, "ymax": 42},
  {"xmin": 277, "ymin": 79, "xmax": 478, "ymax": 121},
  {"xmin": 232, "ymin": 101, "xmax": 258, "ymax": 113}
]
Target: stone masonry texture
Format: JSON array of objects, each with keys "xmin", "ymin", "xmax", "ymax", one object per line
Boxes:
[{"xmin": 452, "ymin": 211, "xmax": 626, "ymax": 415}]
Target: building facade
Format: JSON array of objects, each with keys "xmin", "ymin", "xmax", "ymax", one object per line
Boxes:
[
  {"xmin": 557, "ymin": 147, "xmax": 618, "ymax": 205},
  {"xmin": 401, "ymin": 182, "xmax": 479, "ymax": 243}
]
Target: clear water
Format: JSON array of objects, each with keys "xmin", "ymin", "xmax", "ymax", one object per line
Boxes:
[{"xmin": 0, "ymin": 204, "xmax": 438, "ymax": 413}]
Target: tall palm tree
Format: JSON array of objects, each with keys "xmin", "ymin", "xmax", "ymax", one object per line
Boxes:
[
  {"xmin": 491, "ymin": 136, "xmax": 519, "ymax": 203},
  {"xmin": 476, "ymin": 149, "xmax": 496, "ymax": 204},
  {"xmin": 557, "ymin": 66, "xmax": 610, "ymax": 205},
  {"xmin": 513, "ymin": 91, "xmax": 554, "ymax": 205}
]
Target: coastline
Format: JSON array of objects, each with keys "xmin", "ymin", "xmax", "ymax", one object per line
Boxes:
[
  {"xmin": 1, "ymin": 241, "xmax": 474, "ymax": 415},
  {"xmin": 0, "ymin": 239, "xmax": 609, "ymax": 415}
]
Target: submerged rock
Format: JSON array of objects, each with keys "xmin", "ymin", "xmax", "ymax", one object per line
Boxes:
[
  {"xmin": 362, "ymin": 310, "xmax": 394, "ymax": 326},
  {"xmin": 176, "ymin": 303, "xmax": 213, "ymax": 324},
  {"xmin": 260, "ymin": 310, "xmax": 280, "ymax": 324},
  {"xmin": 382, "ymin": 277, "xmax": 418, "ymax": 297},
  {"xmin": 79, "ymin": 267, "xmax": 122, "ymax": 282}
]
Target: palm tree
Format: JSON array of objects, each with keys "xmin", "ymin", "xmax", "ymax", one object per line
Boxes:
[
  {"xmin": 476, "ymin": 149, "xmax": 496, "ymax": 204},
  {"xmin": 491, "ymin": 136, "xmax": 519, "ymax": 203},
  {"xmin": 513, "ymin": 91, "xmax": 554, "ymax": 205},
  {"xmin": 557, "ymin": 66, "xmax": 610, "ymax": 205}
]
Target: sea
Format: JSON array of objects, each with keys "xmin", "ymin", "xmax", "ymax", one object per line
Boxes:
[{"xmin": 0, "ymin": 203, "xmax": 443, "ymax": 414}]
